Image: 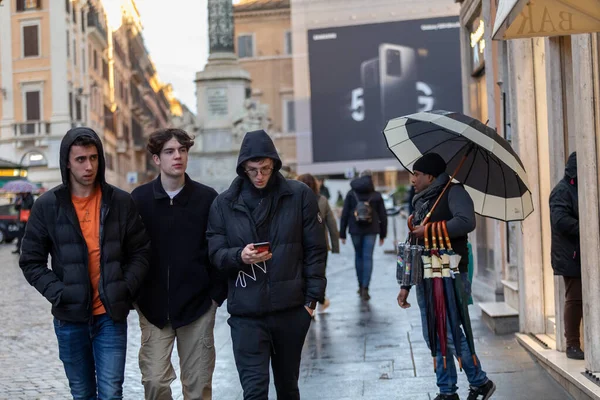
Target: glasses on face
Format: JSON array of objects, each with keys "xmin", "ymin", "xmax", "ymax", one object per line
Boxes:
[{"xmin": 245, "ymin": 167, "xmax": 274, "ymax": 178}]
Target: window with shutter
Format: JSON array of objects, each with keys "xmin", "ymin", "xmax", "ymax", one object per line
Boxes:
[
  {"xmin": 25, "ymin": 91, "xmax": 41, "ymax": 121},
  {"xmin": 23, "ymin": 25, "xmax": 40, "ymax": 57},
  {"xmin": 285, "ymin": 100, "xmax": 296, "ymax": 132},
  {"xmin": 237, "ymin": 35, "xmax": 254, "ymax": 58},
  {"xmin": 285, "ymin": 31, "xmax": 292, "ymax": 55}
]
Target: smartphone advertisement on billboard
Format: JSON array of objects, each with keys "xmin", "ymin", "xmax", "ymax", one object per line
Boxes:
[{"xmin": 308, "ymin": 17, "xmax": 462, "ymax": 163}]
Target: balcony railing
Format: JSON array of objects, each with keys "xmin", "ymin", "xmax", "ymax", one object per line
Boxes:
[{"xmin": 13, "ymin": 121, "xmax": 51, "ymax": 136}]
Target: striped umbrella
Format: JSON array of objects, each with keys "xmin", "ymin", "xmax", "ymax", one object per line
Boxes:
[{"xmin": 383, "ymin": 110, "xmax": 533, "ymax": 222}]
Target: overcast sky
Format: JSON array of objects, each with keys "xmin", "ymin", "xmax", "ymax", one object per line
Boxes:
[{"xmin": 104, "ymin": 0, "xmax": 210, "ymax": 112}]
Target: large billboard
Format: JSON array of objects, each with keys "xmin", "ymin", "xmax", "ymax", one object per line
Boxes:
[{"xmin": 308, "ymin": 17, "xmax": 462, "ymax": 163}]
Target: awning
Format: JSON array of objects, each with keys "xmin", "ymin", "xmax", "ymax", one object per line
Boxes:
[{"xmin": 493, "ymin": 0, "xmax": 600, "ymax": 40}]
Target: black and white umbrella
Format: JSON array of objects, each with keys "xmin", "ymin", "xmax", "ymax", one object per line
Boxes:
[{"xmin": 383, "ymin": 110, "xmax": 533, "ymax": 222}]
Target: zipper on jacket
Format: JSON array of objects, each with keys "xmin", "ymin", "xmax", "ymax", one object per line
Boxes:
[
  {"xmin": 167, "ymin": 266, "xmax": 170, "ymax": 321},
  {"xmin": 97, "ymin": 204, "xmax": 112, "ymax": 318}
]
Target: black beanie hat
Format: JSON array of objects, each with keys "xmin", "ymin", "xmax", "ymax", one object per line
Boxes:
[{"xmin": 413, "ymin": 153, "xmax": 447, "ymax": 177}]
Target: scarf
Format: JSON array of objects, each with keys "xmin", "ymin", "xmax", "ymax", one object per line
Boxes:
[{"xmin": 411, "ymin": 174, "xmax": 450, "ymax": 226}]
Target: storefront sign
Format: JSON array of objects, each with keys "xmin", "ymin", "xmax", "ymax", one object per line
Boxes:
[
  {"xmin": 493, "ymin": 0, "xmax": 600, "ymax": 40},
  {"xmin": 470, "ymin": 18, "xmax": 485, "ymax": 75}
]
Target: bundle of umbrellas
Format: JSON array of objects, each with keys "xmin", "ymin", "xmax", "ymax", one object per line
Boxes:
[{"xmin": 420, "ymin": 220, "xmax": 474, "ymax": 371}]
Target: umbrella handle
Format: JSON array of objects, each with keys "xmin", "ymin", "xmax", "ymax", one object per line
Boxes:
[
  {"xmin": 408, "ymin": 214, "xmax": 415, "ymax": 231},
  {"xmin": 442, "ymin": 221, "xmax": 453, "ymax": 250},
  {"xmin": 428, "ymin": 223, "xmax": 438, "ymax": 249},
  {"xmin": 436, "ymin": 222, "xmax": 445, "ymax": 250},
  {"xmin": 423, "ymin": 222, "xmax": 430, "ymax": 250}
]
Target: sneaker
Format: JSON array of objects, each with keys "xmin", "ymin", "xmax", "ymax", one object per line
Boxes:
[
  {"xmin": 566, "ymin": 346, "xmax": 585, "ymax": 360},
  {"xmin": 12, "ymin": 249, "xmax": 20, "ymax": 254},
  {"xmin": 467, "ymin": 380, "xmax": 496, "ymax": 400},
  {"xmin": 318, "ymin": 298, "xmax": 330, "ymax": 312},
  {"xmin": 433, "ymin": 394, "xmax": 459, "ymax": 400}
]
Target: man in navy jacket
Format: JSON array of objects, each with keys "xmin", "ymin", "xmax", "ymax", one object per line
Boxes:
[{"xmin": 132, "ymin": 128, "xmax": 226, "ymax": 400}]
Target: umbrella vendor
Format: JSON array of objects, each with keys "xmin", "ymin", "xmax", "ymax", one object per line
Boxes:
[{"xmin": 397, "ymin": 153, "xmax": 495, "ymax": 400}]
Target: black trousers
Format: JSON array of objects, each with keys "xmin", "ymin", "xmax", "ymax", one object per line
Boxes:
[
  {"xmin": 228, "ymin": 306, "xmax": 312, "ymax": 400},
  {"xmin": 563, "ymin": 276, "xmax": 583, "ymax": 348}
]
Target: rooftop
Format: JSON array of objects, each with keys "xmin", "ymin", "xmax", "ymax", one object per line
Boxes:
[{"xmin": 233, "ymin": 0, "xmax": 290, "ymax": 12}]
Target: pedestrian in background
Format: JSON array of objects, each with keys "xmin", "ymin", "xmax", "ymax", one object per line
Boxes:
[
  {"xmin": 339, "ymin": 170, "xmax": 387, "ymax": 301},
  {"xmin": 19, "ymin": 127, "xmax": 150, "ymax": 399},
  {"xmin": 207, "ymin": 129, "xmax": 326, "ymax": 400},
  {"xmin": 13, "ymin": 191, "xmax": 34, "ymax": 254},
  {"xmin": 297, "ymin": 173, "xmax": 340, "ymax": 312},
  {"xmin": 131, "ymin": 128, "xmax": 227, "ymax": 399},
  {"xmin": 550, "ymin": 152, "xmax": 583, "ymax": 360},
  {"xmin": 318, "ymin": 176, "xmax": 331, "ymax": 200},
  {"xmin": 397, "ymin": 153, "xmax": 495, "ymax": 400}
]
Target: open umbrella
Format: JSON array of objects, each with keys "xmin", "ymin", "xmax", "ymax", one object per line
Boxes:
[
  {"xmin": 436, "ymin": 222, "xmax": 464, "ymax": 371},
  {"xmin": 383, "ymin": 110, "xmax": 533, "ymax": 224},
  {"xmin": 1, "ymin": 180, "xmax": 37, "ymax": 193},
  {"xmin": 428, "ymin": 222, "xmax": 447, "ymax": 370}
]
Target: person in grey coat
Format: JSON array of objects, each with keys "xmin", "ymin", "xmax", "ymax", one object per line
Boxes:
[{"xmin": 297, "ymin": 173, "xmax": 340, "ymax": 311}]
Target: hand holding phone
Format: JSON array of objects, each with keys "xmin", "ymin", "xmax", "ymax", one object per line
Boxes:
[{"xmin": 241, "ymin": 242, "xmax": 272, "ymax": 265}]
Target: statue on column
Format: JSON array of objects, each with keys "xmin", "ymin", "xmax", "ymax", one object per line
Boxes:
[{"xmin": 232, "ymin": 99, "xmax": 272, "ymax": 145}]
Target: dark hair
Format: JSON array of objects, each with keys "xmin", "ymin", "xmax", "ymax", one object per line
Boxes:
[
  {"xmin": 147, "ymin": 128, "xmax": 194, "ymax": 156},
  {"xmin": 71, "ymin": 135, "xmax": 98, "ymax": 148},
  {"xmin": 297, "ymin": 173, "xmax": 319, "ymax": 195}
]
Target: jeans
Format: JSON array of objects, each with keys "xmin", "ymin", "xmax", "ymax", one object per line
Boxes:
[
  {"xmin": 350, "ymin": 234, "xmax": 377, "ymax": 288},
  {"xmin": 415, "ymin": 274, "xmax": 488, "ymax": 395},
  {"xmin": 53, "ymin": 314, "xmax": 127, "ymax": 400}
]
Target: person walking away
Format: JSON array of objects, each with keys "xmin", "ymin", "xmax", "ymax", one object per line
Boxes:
[
  {"xmin": 297, "ymin": 173, "xmax": 340, "ymax": 312},
  {"xmin": 131, "ymin": 128, "xmax": 227, "ymax": 399},
  {"xmin": 19, "ymin": 127, "xmax": 150, "ymax": 399},
  {"xmin": 396, "ymin": 153, "xmax": 495, "ymax": 400},
  {"xmin": 13, "ymin": 191, "xmax": 34, "ymax": 254},
  {"xmin": 207, "ymin": 129, "xmax": 327, "ymax": 400},
  {"xmin": 339, "ymin": 170, "xmax": 387, "ymax": 300},
  {"xmin": 550, "ymin": 152, "xmax": 583, "ymax": 360}
]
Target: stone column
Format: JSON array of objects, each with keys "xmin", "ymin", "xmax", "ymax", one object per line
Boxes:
[
  {"xmin": 508, "ymin": 38, "xmax": 545, "ymax": 334},
  {"xmin": 572, "ymin": 33, "xmax": 600, "ymax": 373},
  {"xmin": 191, "ymin": 0, "xmax": 251, "ymax": 191}
]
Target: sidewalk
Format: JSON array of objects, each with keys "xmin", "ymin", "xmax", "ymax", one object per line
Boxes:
[{"xmin": 0, "ymin": 242, "xmax": 572, "ymax": 399}]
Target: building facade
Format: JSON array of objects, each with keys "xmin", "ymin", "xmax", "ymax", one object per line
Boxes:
[
  {"xmin": 233, "ymin": 0, "xmax": 296, "ymax": 168},
  {"xmin": 0, "ymin": 0, "xmax": 174, "ymax": 190},
  {"xmin": 457, "ymin": 0, "xmax": 600, "ymax": 398}
]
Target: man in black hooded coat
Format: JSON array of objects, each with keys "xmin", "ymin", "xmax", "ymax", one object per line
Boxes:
[
  {"xmin": 207, "ymin": 130, "xmax": 327, "ymax": 400},
  {"xmin": 550, "ymin": 152, "xmax": 583, "ymax": 360}
]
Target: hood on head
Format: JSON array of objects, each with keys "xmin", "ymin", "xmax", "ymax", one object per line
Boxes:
[
  {"xmin": 59, "ymin": 127, "xmax": 106, "ymax": 186},
  {"xmin": 350, "ymin": 175, "xmax": 374, "ymax": 193},
  {"xmin": 236, "ymin": 130, "xmax": 282, "ymax": 177},
  {"xmin": 565, "ymin": 151, "xmax": 576, "ymax": 179}
]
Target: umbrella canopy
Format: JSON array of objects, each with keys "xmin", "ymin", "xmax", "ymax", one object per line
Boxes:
[
  {"xmin": 2, "ymin": 180, "xmax": 37, "ymax": 193},
  {"xmin": 383, "ymin": 110, "xmax": 533, "ymax": 222}
]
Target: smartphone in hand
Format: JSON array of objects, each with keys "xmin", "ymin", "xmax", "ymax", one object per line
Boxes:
[{"xmin": 254, "ymin": 242, "xmax": 271, "ymax": 253}]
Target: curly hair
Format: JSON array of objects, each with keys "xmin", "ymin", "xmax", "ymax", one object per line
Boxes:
[
  {"xmin": 296, "ymin": 173, "xmax": 319, "ymax": 195},
  {"xmin": 147, "ymin": 128, "xmax": 195, "ymax": 156}
]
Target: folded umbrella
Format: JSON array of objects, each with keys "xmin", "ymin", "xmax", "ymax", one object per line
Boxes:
[
  {"xmin": 436, "ymin": 222, "xmax": 464, "ymax": 371},
  {"xmin": 421, "ymin": 224, "xmax": 437, "ymax": 371},
  {"xmin": 429, "ymin": 223, "xmax": 447, "ymax": 370}
]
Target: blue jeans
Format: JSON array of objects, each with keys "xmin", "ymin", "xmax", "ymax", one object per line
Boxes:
[
  {"xmin": 415, "ymin": 275, "xmax": 488, "ymax": 395},
  {"xmin": 350, "ymin": 234, "xmax": 377, "ymax": 288},
  {"xmin": 53, "ymin": 314, "xmax": 127, "ymax": 400}
]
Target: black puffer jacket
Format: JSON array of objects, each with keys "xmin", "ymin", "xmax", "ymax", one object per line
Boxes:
[
  {"xmin": 339, "ymin": 175, "xmax": 387, "ymax": 239},
  {"xmin": 207, "ymin": 130, "xmax": 327, "ymax": 317},
  {"xmin": 550, "ymin": 152, "xmax": 580, "ymax": 277},
  {"xmin": 19, "ymin": 127, "xmax": 151, "ymax": 322}
]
